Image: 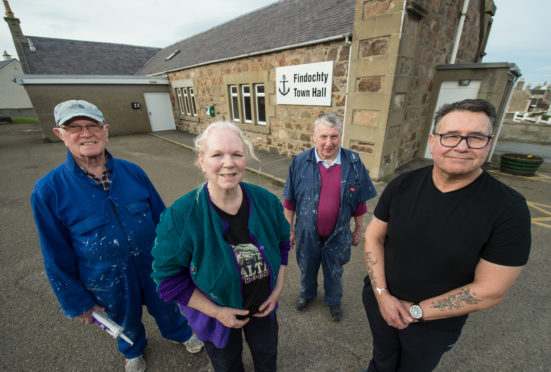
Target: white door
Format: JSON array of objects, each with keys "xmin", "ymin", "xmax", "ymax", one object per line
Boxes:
[
  {"xmin": 144, "ymin": 92, "xmax": 176, "ymax": 131},
  {"xmin": 424, "ymin": 80, "xmax": 481, "ymax": 158}
]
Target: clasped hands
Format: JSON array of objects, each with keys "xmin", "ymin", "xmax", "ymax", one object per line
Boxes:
[{"xmin": 377, "ymin": 293, "xmax": 420, "ymax": 329}]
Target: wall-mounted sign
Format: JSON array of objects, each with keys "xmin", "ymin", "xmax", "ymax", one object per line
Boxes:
[
  {"xmin": 276, "ymin": 61, "xmax": 333, "ymax": 106},
  {"xmin": 205, "ymin": 105, "xmax": 215, "ymax": 117}
]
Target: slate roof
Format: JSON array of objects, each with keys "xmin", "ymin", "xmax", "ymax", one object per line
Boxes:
[
  {"xmin": 0, "ymin": 58, "xmax": 15, "ymax": 72},
  {"xmin": 19, "ymin": 36, "xmax": 160, "ymax": 75},
  {"xmin": 137, "ymin": 0, "xmax": 354, "ymax": 76}
]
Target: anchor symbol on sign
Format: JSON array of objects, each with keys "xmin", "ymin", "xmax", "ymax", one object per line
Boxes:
[{"xmin": 279, "ymin": 75, "xmax": 290, "ymax": 96}]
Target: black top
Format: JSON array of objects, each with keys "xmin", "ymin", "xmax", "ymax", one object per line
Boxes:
[
  {"xmin": 212, "ymin": 195, "xmax": 271, "ymax": 319},
  {"xmin": 374, "ymin": 166, "xmax": 531, "ymax": 331}
]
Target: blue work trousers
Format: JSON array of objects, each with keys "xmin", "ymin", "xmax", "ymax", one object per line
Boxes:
[
  {"xmin": 297, "ymin": 236, "xmax": 344, "ymax": 306},
  {"xmin": 109, "ymin": 266, "xmax": 193, "ymax": 359},
  {"xmin": 362, "ymin": 281, "xmax": 462, "ymax": 372}
]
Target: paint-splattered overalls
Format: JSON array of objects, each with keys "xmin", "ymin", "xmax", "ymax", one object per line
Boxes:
[
  {"xmin": 283, "ymin": 147, "xmax": 377, "ymax": 306},
  {"xmin": 31, "ymin": 151, "xmax": 192, "ymax": 359}
]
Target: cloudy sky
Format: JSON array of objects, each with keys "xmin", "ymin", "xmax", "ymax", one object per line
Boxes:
[{"xmin": 1, "ymin": 0, "xmax": 549, "ymax": 86}]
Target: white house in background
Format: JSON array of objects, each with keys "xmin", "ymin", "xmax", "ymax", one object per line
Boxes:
[{"xmin": 0, "ymin": 53, "xmax": 34, "ymax": 117}]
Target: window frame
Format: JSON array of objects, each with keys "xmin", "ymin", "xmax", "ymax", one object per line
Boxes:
[
  {"xmin": 224, "ymin": 72, "xmax": 270, "ymax": 134},
  {"xmin": 241, "ymin": 84, "xmax": 253, "ymax": 124},
  {"xmin": 172, "ymin": 79, "xmax": 199, "ymax": 121},
  {"xmin": 230, "ymin": 84, "xmax": 240, "ymax": 122},
  {"xmin": 175, "ymin": 88, "xmax": 185, "ymax": 115},
  {"xmin": 182, "ymin": 88, "xmax": 191, "ymax": 115},
  {"xmin": 189, "ymin": 87, "xmax": 197, "ymax": 116},
  {"xmin": 254, "ymin": 83, "xmax": 266, "ymax": 125}
]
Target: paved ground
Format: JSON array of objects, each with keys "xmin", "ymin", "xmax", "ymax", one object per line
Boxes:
[{"xmin": 1, "ymin": 123, "xmax": 550, "ymax": 371}]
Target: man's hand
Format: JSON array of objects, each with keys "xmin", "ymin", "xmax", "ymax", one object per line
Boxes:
[
  {"xmin": 352, "ymin": 228, "xmax": 363, "ymax": 246},
  {"xmin": 75, "ymin": 304, "xmax": 105, "ymax": 324},
  {"xmin": 376, "ymin": 292, "xmax": 413, "ymax": 329},
  {"xmin": 289, "ymin": 230, "xmax": 296, "ymax": 249}
]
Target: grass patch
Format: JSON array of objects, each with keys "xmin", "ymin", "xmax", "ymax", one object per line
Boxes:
[{"xmin": 10, "ymin": 117, "xmax": 38, "ymax": 124}]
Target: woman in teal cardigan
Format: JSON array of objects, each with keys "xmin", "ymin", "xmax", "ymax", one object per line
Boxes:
[{"xmin": 152, "ymin": 121, "xmax": 290, "ymax": 372}]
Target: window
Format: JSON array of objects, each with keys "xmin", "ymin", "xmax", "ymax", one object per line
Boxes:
[
  {"xmin": 241, "ymin": 85, "xmax": 252, "ymax": 123},
  {"xmin": 228, "ymin": 83, "xmax": 267, "ymax": 127},
  {"xmin": 182, "ymin": 88, "xmax": 191, "ymax": 115},
  {"xmin": 230, "ymin": 85, "xmax": 240, "ymax": 122},
  {"xmin": 165, "ymin": 50, "xmax": 180, "ymax": 61},
  {"xmin": 189, "ymin": 87, "xmax": 197, "ymax": 116},
  {"xmin": 174, "ymin": 84, "xmax": 198, "ymax": 118},
  {"xmin": 175, "ymin": 88, "xmax": 185, "ymax": 114},
  {"xmin": 255, "ymin": 84, "xmax": 266, "ymax": 125}
]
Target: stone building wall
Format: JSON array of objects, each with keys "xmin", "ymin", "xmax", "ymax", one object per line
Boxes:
[
  {"xmin": 386, "ymin": 0, "xmax": 492, "ymax": 174},
  {"xmin": 342, "ymin": 0, "xmax": 493, "ymax": 178},
  {"xmin": 168, "ymin": 0, "xmax": 494, "ymax": 179},
  {"xmin": 167, "ymin": 40, "xmax": 350, "ymax": 157}
]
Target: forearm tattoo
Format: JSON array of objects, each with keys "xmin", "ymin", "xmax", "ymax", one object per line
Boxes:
[
  {"xmin": 431, "ymin": 288, "xmax": 481, "ymax": 311},
  {"xmin": 364, "ymin": 251, "xmax": 378, "ymax": 284}
]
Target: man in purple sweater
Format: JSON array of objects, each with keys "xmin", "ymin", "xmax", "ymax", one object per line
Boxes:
[{"xmin": 283, "ymin": 112, "xmax": 377, "ymax": 322}]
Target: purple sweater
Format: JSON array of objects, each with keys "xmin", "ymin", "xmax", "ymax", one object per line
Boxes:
[{"xmin": 284, "ymin": 163, "xmax": 366, "ymax": 235}]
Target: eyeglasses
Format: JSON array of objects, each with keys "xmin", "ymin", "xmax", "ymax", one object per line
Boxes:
[
  {"xmin": 434, "ymin": 133, "xmax": 493, "ymax": 149},
  {"xmin": 61, "ymin": 123, "xmax": 105, "ymax": 134}
]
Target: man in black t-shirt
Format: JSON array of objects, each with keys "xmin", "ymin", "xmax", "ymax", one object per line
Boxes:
[{"xmin": 362, "ymin": 99, "xmax": 531, "ymax": 372}]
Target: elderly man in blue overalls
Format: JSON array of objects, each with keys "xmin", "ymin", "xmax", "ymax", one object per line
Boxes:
[
  {"xmin": 31, "ymin": 100, "xmax": 203, "ymax": 372},
  {"xmin": 283, "ymin": 112, "xmax": 377, "ymax": 322}
]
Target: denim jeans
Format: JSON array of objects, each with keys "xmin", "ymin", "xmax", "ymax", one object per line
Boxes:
[
  {"xmin": 204, "ymin": 314, "xmax": 278, "ymax": 372},
  {"xmin": 362, "ymin": 280, "xmax": 462, "ymax": 372}
]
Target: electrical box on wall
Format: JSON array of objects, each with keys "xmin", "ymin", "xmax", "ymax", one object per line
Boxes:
[{"xmin": 205, "ymin": 105, "xmax": 215, "ymax": 117}]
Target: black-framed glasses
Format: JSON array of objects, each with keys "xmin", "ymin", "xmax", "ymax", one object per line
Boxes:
[
  {"xmin": 61, "ymin": 123, "xmax": 105, "ymax": 134},
  {"xmin": 434, "ymin": 132, "xmax": 493, "ymax": 149}
]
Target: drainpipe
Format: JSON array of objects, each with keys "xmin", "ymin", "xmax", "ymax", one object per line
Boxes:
[
  {"xmin": 450, "ymin": 0, "xmax": 470, "ymax": 64},
  {"xmin": 488, "ymin": 69, "xmax": 521, "ymax": 163},
  {"xmin": 341, "ymin": 33, "xmax": 353, "ymax": 147}
]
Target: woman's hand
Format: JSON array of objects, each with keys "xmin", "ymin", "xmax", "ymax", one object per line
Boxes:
[
  {"xmin": 189, "ymin": 288, "xmax": 250, "ymax": 328},
  {"xmin": 75, "ymin": 304, "xmax": 105, "ymax": 324},
  {"xmin": 254, "ymin": 266, "xmax": 286, "ymax": 317},
  {"xmin": 215, "ymin": 307, "xmax": 250, "ymax": 328}
]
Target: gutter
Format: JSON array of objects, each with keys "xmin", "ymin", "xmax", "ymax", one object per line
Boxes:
[
  {"xmin": 14, "ymin": 74, "xmax": 169, "ymax": 85},
  {"xmin": 147, "ymin": 33, "xmax": 354, "ymax": 77}
]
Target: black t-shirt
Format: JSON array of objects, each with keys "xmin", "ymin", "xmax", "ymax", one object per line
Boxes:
[
  {"xmin": 374, "ymin": 166, "xmax": 531, "ymax": 331},
  {"xmin": 212, "ymin": 195, "xmax": 271, "ymax": 319}
]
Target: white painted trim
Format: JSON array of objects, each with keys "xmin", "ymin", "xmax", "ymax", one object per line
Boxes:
[{"xmin": 14, "ymin": 75, "xmax": 169, "ymax": 85}]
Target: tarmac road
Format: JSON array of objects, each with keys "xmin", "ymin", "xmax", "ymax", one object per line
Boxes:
[{"xmin": 1, "ymin": 123, "xmax": 549, "ymax": 371}]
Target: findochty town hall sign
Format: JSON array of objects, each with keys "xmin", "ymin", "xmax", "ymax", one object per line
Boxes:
[{"xmin": 276, "ymin": 61, "xmax": 333, "ymax": 106}]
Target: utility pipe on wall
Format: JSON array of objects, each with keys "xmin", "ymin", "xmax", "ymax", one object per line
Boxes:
[{"xmin": 450, "ymin": 0, "xmax": 470, "ymax": 64}]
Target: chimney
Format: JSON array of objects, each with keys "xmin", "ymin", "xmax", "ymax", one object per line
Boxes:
[
  {"xmin": 2, "ymin": 50, "xmax": 12, "ymax": 60},
  {"xmin": 3, "ymin": 0, "xmax": 30, "ymax": 73},
  {"xmin": 3, "ymin": 0, "xmax": 14, "ymax": 17}
]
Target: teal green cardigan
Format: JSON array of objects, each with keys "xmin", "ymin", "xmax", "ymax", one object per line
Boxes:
[{"xmin": 152, "ymin": 182, "xmax": 290, "ymax": 309}]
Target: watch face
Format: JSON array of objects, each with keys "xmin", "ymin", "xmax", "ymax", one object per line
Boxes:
[{"xmin": 410, "ymin": 305, "xmax": 423, "ymax": 319}]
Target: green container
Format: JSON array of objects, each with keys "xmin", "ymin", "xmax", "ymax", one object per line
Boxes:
[{"xmin": 500, "ymin": 153, "xmax": 544, "ymax": 176}]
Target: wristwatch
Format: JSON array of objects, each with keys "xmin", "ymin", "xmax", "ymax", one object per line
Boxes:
[
  {"xmin": 409, "ymin": 303, "xmax": 424, "ymax": 321},
  {"xmin": 375, "ymin": 287, "xmax": 387, "ymax": 295}
]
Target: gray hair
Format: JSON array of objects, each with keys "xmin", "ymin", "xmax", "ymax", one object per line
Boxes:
[
  {"xmin": 314, "ymin": 112, "xmax": 343, "ymax": 133},
  {"xmin": 433, "ymin": 99, "xmax": 496, "ymax": 134},
  {"xmin": 194, "ymin": 121, "xmax": 259, "ymax": 163}
]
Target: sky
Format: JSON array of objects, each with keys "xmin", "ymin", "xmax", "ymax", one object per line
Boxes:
[{"xmin": 1, "ymin": 0, "xmax": 550, "ymax": 87}]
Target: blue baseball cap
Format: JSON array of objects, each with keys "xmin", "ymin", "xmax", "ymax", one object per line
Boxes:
[{"xmin": 54, "ymin": 100, "xmax": 105, "ymax": 127}]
